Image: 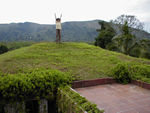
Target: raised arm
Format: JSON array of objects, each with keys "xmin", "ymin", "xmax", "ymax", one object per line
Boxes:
[
  {"xmin": 60, "ymin": 14, "xmax": 62, "ymax": 19},
  {"xmin": 55, "ymin": 13, "xmax": 56, "ymax": 19}
]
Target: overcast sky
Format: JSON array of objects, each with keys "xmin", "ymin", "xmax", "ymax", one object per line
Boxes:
[{"xmin": 0, "ymin": 0, "xmax": 150, "ymax": 32}]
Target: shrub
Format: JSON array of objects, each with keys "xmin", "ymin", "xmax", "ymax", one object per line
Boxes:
[
  {"xmin": 0, "ymin": 45, "xmax": 8, "ymax": 54},
  {"xmin": 0, "ymin": 68, "xmax": 72, "ymax": 102},
  {"xmin": 111, "ymin": 63, "xmax": 131, "ymax": 84},
  {"xmin": 111, "ymin": 63, "xmax": 150, "ymax": 84},
  {"xmin": 129, "ymin": 64, "xmax": 150, "ymax": 83}
]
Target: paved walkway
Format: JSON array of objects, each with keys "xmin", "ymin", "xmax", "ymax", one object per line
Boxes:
[{"xmin": 75, "ymin": 84, "xmax": 150, "ymax": 113}]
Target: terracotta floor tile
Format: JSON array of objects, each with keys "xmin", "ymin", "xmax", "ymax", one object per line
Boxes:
[
  {"xmin": 119, "ymin": 109, "xmax": 138, "ymax": 113},
  {"xmin": 75, "ymin": 83, "xmax": 150, "ymax": 113}
]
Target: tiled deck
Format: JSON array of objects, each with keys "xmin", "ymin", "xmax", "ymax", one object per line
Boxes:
[{"xmin": 75, "ymin": 84, "xmax": 150, "ymax": 113}]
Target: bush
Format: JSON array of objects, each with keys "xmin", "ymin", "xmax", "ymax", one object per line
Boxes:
[
  {"xmin": 129, "ymin": 64, "xmax": 150, "ymax": 83},
  {"xmin": 111, "ymin": 63, "xmax": 150, "ymax": 84},
  {"xmin": 0, "ymin": 45, "xmax": 8, "ymax": 54},
  {"xmin": 112, "ymin": 63, "xmax": 131, "ymax": 84},
  {"xmin": 0, "ymin": 68, "xmax": 72, "ymax": 102}
]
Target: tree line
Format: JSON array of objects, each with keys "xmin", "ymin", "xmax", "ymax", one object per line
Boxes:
[
  {"xmin": 0, "ymin": 41, "xmax": 34, "ymax": 55},
  {"xmin": 95, "ymin": 15, "xmax": 150, "ymax": 59}
]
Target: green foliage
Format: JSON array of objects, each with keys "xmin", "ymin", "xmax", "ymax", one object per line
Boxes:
[
  {"xmin": 129, "ymin": 64, "xmax": 150, "ymax": 83},
  {"xmin": 112, "ymin": 63, "xmax": 131, "ymax": 84},
  {"xmin": 113, "ymin": 37, "xmax": 150, "ymax": 59},
  {"xmin": 107, "ymin": 16, "xmax": 150, "ymax": 59},
  {"xmin": 111, "ymin": 63, "xmax": 150, "ymax": 84},
  {"xmin": 142, "ymin": 51, "xmax": 150, "ymax": 59},
  {"xmin": 57, "ymin": 86, "xmax": 104, "ymax": 113},
  {"xmin": 95, "ymin": 21, "xmax": 116, "ymax": 48},
  {"xmin": 0, "ymin": 44, "xmax": 8, "ymax": 54},
  {"xmin": 135, "ymin": 39, "xmax": 150, "ymax": 59},
  {"xmin": 129, "ymin": 46, "xmax": 141, "ymax": 57},
  {"xmin": 112, "ymin": 21, "xmax": 136, "ymax": 55},
  {"xmin": 0, "ymin": 68, "xmax": 72, "ymax": 103},
  {"xmin": 106, "ymin": 43, "xmax": 119, "ymax": 51},
  {"xmin": 122, "ymin": 21, "xmax": 129, "ymax": 35},
  {"xmin": 121, "ymin": 22, "xmax": 136, "ymax": 55}
]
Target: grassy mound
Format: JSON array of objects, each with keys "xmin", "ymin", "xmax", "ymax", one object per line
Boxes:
[{"xmin": 0, "ymin": 42, "xmax": 150, "ymax": 80}]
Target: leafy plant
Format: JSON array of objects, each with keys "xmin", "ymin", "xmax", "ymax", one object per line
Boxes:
[
  {"xmin": 129, "ymin": 64, "xmax": 150, "ymax": 83},
  {"xmin": 57, "ymin": 86, "xmax": 104, "ymax": 113},
  {"xmin": 0, "ymin": 68, "xmax": 72, "ymax": 103},
  {"xmin": 95, "ymin": 21, "xmax": 116, "ymax": 48},
  {"xmin": 111, "ymin": 63, "xmax": 150, "ymax": 84},
  {"xmin": 112, "ymin": 63, "xmax": 131, "ymax": 84}
]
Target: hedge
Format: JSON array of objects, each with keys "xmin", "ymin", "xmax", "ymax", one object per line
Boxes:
[
  {"xmin": 57, "ymin": 86, "xmax": 104, "ymax": 113},
  {"xmin": 0, "ymin": 68, "xmax": 72, "ymax": 103}
]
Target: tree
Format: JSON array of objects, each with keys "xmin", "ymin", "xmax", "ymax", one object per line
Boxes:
[
  {"xmin": 112, "ymin": 21, "xmax": 137, "ymax": 55},
  {"xmin": 113, "ymin": 14, "xmax": 144, "ymax": 31},
  {"xmin": 137, "ymin": 39, "xmax": 150, "ymax": 59},
  {"xmin": 0, "ymin": 45, "xmax": 8, "ymax": 54},
  {"xmin": 95, "ymin": 21, "xmax": 116, "ymax": 48}
]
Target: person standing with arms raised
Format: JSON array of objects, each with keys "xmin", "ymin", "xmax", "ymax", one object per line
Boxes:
[{"xmin": 55, "ymin": 14, "xmax": 62, "ymax": 43}]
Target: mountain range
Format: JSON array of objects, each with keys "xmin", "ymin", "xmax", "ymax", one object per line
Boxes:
[{"xmin": 0, "ymin": 20, "xmax": 150, "ymax": 42}]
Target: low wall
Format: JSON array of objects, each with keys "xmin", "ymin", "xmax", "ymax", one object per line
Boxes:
[
  {"xmin": 131, "ymin": 80, "xmax": 150, "ymax": 90},
  {"xmin": 72, "ymin": 78, "xmax": 150, "ymax": 90},
  {"xmin": 72, "ymin": 78, "xmax": 116, "ymax": 88},
  {"xmin": 57, "ymin": 86, "xmax": 104, "ymax": 113}
]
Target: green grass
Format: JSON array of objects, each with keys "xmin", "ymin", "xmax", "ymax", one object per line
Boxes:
[{"xmin": 0, "ymin": 42, "xmax": 150, "ymax": 80}]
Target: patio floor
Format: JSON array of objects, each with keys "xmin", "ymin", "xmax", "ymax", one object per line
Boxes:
[{"xmin": 75, "ymin": 83, "xmax": 150, "ymax": 113}]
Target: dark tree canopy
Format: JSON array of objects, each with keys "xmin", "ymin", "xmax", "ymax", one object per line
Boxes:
[
  {"xmin": 95, "ymin": 21, "xmax": 116, "ymax": 48},
  {"xmin": 0, "ymin": 45, "xmax": 8, "ymax": 54}
]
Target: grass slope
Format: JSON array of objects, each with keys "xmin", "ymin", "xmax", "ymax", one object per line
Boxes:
[{"xmin": 0, "ymin": 42, "xmax": 150, "ymax": 80}]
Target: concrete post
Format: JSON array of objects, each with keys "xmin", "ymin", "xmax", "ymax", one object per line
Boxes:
[{"xmin": 39, "ymin": 99, "xmax": 48, "ymax": 113}]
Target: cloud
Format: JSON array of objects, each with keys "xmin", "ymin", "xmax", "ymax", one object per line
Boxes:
[
  {"xmin": 0, "ymin": 0, "xmax": 149, "ymax": 27},
  {"xmin": 130, "ymin": 0, "xmax": 150, "ymax": 21},
  {"xmin": 138, "ymin": 0, "xmax": 150, "ymax": 12}
]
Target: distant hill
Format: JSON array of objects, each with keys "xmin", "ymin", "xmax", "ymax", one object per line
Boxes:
[{"xmin": 0, "ymin": 20, "xmax": 150, "ymax": 42}]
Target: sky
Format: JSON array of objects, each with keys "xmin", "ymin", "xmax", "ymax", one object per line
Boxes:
[{"xmin": 0, "ymin": 0, "xmax": 150, "ymax": 32}]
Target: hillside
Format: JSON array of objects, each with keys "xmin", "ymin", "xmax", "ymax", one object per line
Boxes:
[
  {"xmin": 0, "ymin": 20, "xmax": 150, "ymax": 42},
  {"xmin": 0, "ymin": 42, "xmax": 150, "ymax": 80},
  {"xmin": 0, "ymin": 20, "xmax": 100, "ymax": 42}
]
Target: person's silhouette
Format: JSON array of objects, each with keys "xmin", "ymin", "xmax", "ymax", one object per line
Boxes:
[{"xmin": 55, "ymin": 14, "xmax": 62, "ymax": 43}]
